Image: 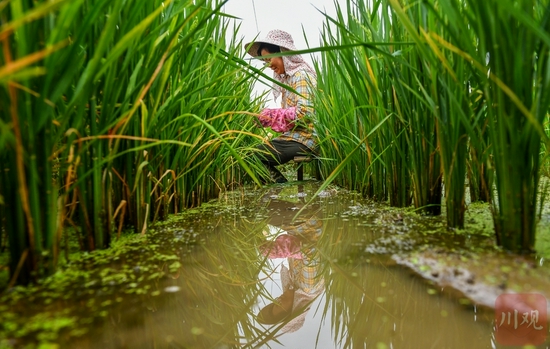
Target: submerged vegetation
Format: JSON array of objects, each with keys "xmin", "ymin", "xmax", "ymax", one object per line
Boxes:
[{"xmin": 1, "ymin": 0, "xmax": 550, "ymax": 293}]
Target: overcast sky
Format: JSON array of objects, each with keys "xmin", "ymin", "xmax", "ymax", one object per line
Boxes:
[
  {"xmin": 223, "ymin": 0, "xmax": 337, "ymax": 57},
  {"xmin": 222, "ymin": 0, "xmax": 338, "ymax": 105}
]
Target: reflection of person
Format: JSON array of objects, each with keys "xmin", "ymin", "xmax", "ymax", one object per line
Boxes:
[
  {"xmin": 257, "ymin": 209, "xmax": 324, "ymax": 333},
  {"xmin": 245, "ymin": 29, "xmax": 317, "ymax": 183}
]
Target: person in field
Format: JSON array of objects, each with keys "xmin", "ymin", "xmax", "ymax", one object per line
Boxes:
[{"xmin": 245, "ymin": 29, "xmax": 317, "ymax": 183}]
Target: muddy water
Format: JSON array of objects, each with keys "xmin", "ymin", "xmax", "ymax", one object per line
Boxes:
[{"xmin": 10, "ymin": 182, "xmax": 550, "ymax": 348}]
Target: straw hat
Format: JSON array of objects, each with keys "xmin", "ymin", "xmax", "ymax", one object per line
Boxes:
[
  {"xmin": 244, "ymin": 29, "xmax": 297, "ymax": 58},
  {"xmin": 256, "ymin": 264, "xmax": 324, "ymax": 333},
  {"xmin": 256, "ymin": 288, "xmax": 318, "ymax": 333},
  {"xmin": 257, "ymin": 288, "xmax": 296, "ymax": 325}
]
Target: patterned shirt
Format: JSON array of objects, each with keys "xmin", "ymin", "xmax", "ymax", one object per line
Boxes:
[
  {"xmin": 276, "ymin": 70, "xmax": 317, "ymax": 152},
  {"xmin": 284, "ymin": 217, "xmax": 324, "ymax": 294}
]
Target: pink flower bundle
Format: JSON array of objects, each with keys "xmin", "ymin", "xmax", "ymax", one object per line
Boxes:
[{"xmin": 257, "ymin": 107, "xmax": 297, "ymax": 132}]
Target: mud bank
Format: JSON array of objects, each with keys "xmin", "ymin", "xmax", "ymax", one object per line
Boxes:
[{"xmin": 393, "ymin": 247, "xmax": 550, "ymax": 313}]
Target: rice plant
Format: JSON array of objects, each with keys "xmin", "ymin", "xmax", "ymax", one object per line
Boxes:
[
  {"xmin": 419, "ymin": 0, "xmax": 550, "ymax": 251},
  {"xmin": 0, "ymin": 0, "xmax": 264, "ymax": 285},
  {"xmin": 315, "ymin": 0, "xmax": 444, "ymax": 214},
  {"xmin": 387, "ymin": 0, "xmax": 478, "ymax": 227},
  {"xmin": 314, "ymin": 0, "xmax": 409, "ymax": 204},
  {"xmin": 315, "ymin": 0, "xmax": 550, "ymax": 249}
]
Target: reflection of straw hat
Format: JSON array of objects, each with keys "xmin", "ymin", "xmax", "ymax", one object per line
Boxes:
[
  {"xmin": 278, "ymin": 290, "xmax": 316, "ymax": 334},
  {"xmin": 257, "ymin": 289, "xmax": 296, "ymax": 325},
  {"xmin": 257, "ymin": 265, "xmax": 323, "ymax": 334},
  {"xmin": 244, "ymin": 29, "xmax": 297, "ymax": 58}
]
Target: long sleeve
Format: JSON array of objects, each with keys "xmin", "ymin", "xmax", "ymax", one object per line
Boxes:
[{"xmin": 275, "ymin": 70, "xmax": 318, "ymax": 152}]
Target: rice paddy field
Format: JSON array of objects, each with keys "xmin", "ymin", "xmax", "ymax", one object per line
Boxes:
[{"xmin": 1, "ymin": 0, "xmax": 550, "ymax": 348}]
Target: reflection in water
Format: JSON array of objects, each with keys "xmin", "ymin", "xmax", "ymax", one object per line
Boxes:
[
  {"xmin": 49, "ymin": 183, "xmax": 549, "ymax": 348},
  {"xmin": 255, "ymin": 190, "xmax": 325, "ymax": 339}
]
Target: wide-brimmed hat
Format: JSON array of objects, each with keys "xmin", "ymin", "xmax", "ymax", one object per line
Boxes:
[
  {"xmin": 257, "ymin": 288, "xmax": 296, "ymax": 325},
  {"xmin": 244, "ymin": 29, "xmax": 297, "ymax": 58},
  {"xmin": 256, "ymin": 288, "xmax": 317, "ymax": 334}
]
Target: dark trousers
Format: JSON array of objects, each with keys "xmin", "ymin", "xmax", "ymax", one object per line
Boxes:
[{"xmin": 256, "ymin": 139, "xmax": 311, "ymax": 180}]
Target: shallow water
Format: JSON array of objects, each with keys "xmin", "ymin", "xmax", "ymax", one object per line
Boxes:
[{"xmin": 3, "ymin": 182, "xmax": 550, "ymax": 348}]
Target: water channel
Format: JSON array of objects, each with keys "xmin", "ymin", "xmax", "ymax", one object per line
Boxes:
[{"xmin": 2, "ymin": 182, "xmax": 549, "ymax": 348}]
